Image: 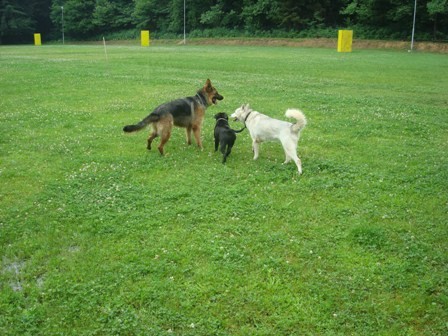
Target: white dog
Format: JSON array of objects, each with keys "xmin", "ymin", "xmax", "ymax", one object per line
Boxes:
[{"xmin": 231, "ymin": 104, "xmax": 307, "ymax": 174}]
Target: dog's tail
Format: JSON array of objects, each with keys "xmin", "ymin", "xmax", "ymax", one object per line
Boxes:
[
  {"xmin": 123, "ymin": 114, "xmax": 159, "ymax": 133},
  {"xmin": 285, "ymin": 108, "xmax": 307, "ymax": 133},
  {"xmin": 232, "ymin": 126, "xmax": 246, "ymax": 133}
]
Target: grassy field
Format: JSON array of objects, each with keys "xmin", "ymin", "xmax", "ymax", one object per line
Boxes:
[{"xmin": 1, "ymin": 43, "xmax": 447, "ymax": 335}]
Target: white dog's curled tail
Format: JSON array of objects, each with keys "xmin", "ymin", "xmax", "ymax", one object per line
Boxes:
[{"xmin": 285, "ymin": 108, "xmax": 307, "ymax": 133}]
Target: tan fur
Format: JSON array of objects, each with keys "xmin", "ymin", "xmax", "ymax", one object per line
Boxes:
[{"xmin": 124, "ymin": 79, "xmax": 223, "ymax": 155}]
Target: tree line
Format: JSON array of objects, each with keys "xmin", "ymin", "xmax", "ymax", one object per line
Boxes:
[{"xmin": 1, "ymin": 0, "xmax": 447, "ymax": 44}]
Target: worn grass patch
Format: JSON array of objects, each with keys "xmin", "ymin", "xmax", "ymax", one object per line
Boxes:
[{"xmin": 1, "ymin": 44, "xmax": 447, "ymax": 335}]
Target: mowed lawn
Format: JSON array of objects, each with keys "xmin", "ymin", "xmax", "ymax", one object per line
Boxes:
[{"xmin": 1, "ymin": 43, "xmax": 447, "ymax": 335}]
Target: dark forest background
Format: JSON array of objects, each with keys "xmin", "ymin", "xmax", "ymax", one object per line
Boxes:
[{"xmin": 1, "ymin": 0, "xmax": 447, "ymax": 44}]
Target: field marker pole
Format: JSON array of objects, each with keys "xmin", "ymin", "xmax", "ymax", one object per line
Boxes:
[
  {"xmin": 34, "ymin": 33, "xmax": 41, "ymax": 46},
  {"xmin": 337, "ymin": 30, "xmax": 353, "ymax": 52},
  {"xmin": 103, "ymin": 37, "xmax": 108, "ymax": 62},
  {"xmin": 61, "ymin": 6, "xmax": 65, "ymax": 45},
  {"xmin": 183, "ymin": 0, "xmax": 186, "ymax": 44},
  {"xmin": 410, "ymin": 0, "xmax": 417, "ymax": 51},
  {"xmin": 141, "ymin": 30, "xmax": 150, "ymax": 46}
]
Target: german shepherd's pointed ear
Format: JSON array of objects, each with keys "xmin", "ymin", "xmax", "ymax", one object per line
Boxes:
[
  {"xmin": 205, "ymin": 79, "xmax": 212, "ymax": 92},
  {"xmin": 242, "ymin": 103, "xmax": 250, "ymax": 111}
]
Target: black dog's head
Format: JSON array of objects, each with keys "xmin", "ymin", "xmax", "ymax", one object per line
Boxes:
[{"xmin": 214, "ymin": 112, "xmax": 229, "ymax": 121}]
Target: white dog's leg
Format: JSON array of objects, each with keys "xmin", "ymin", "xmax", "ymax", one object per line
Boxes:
[
  {"xmin": 295, "ymin": 157, "xmax": 302, "ymax": 174},
  {"xmin": 282, "ymin": 140, "xmax": 295, "ymax": 165},
  {"xmin": 283, "ymin": 141, "xmax": 302, "ymax": 174},
  {"xmin": 252, "ymin": 141, "xmax": 260, "ymax": 160}
]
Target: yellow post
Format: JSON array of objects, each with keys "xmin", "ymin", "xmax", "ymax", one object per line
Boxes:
[
  {"xmin": 34, "ymin": 33, "xmax": 42, "ymax": 46},
  {"xmin": 337, "ymin": 30, "xmax": 353, "ymax": 52},
  {"xmin": 141, "ymin": 30, "xmax": 150, "ymax": 47}
]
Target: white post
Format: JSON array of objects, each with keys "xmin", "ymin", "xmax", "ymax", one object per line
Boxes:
[
  {"xmin": 410, "ymin": 0, "xmax": 417, "ymax": 51},
  {"xmin": 183, "ymin": 0, "xmax": 186, "ymax": 44},
  {"xmin": 61, "ymin": 6, "xmax": 65, "ymax": 45},
  {"xmin": 103, "ymin": 37, "xmax": 108, "ymax": 62}
]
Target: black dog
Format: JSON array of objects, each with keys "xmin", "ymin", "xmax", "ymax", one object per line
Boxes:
[{"xmin": 213, "ymin": 112, "xmax": 245, "ymax": 164}]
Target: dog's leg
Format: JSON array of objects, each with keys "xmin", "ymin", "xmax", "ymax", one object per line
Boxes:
[
  {"xmin": 186, "ymin": 126, "xmax": 192, "ymax": 145},
  {"xmin": 192, "ymin": 125, "xmax": 203, "ymax": 150},
  {"xmin": 283, "ymin": 145, "xmax": 292, "ymax": 164},
  {"xmin": 156, "ymin": 119, "xmax": 173, "ymax": 155},
  {"xmin": 287, "ymin": 148, "xmax": 302, "ymax": 174},
  {"xmin": 252, "ymin": 140, "xmax": 260, "ymax": 160},
  {"xmin": 283, "ymin": 141, "xmax": 302, "ymax": 174},
  {"xmin": 220, "ymin": 143, "xmax": 231, "ymax": 164},
  {"xmin": 158, "ymin": 130, "xmax": 171, "ymax": 155},
  {"xmin": 224, "ymin": 146, "xmax": 232, "ymax": 164},
  {"xmin": 147, "ymin": 128, "xmax": 158, "ymax": 150},
  {"xmin": 295, "ymin": 157, "xmax": 303, "ymax": 175},
  {"xmin": 214, "ymin": 135, "xmax": 219, "ymax": 152}
]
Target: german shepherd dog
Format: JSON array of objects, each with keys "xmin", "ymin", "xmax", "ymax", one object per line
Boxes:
[
  {"xmin": 213, "ymin": 112, "xmax": 245, "ymax": 164},
  {"xmin": 123, "ymin": 79, "xmax": 223, "ymax": 155}
]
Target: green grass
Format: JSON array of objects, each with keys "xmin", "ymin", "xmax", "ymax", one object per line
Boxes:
[{"xmin": 1, "ymin": 43, "xmax": 447, "ymax": 335}]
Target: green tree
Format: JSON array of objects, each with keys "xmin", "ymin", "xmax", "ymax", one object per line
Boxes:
[
  {"xmin": 167, "ymin": 0, "xmax": 185, "ymax": 33},
  {"xmin": 32, "ymin": 0, "xmax": 53, "ymax": 38},
  {"xmin": 427, "ymin": 0, "xmax": 448, "ymax": 38},
  {"xmin": 0, "ymin": 0, "xmax": 52, "ymax": 43},
  {"xmin": 0, "ymin": 0, "xmax": 35, "ymax": 43},
  {"xmin": 340, "ymin": 0, "xmax": 416, "ymax": 38},
  {"xmin": 133, "ymin": 0, "xmax": 170, "ymax": 32},
  {"xmin": 275, "ymin": 0, "xmax": 342, "ymax": 30},
  {"xmin": 200, "ymin": 0, "xmax": 242, "ymax": 29},
  {"xmin": 240, "ymin": 0, "xmax": 280, "ymax": 31},
  {"xmin": 2, "ymin": 0, "xmax": 447, "ymax": 44},
  {"xmin": 50, "ymin": 0, "xmax": 95, "ymax": 39},
  {"xmin": 93, "ymin": 0, "xmax": 133, "ymax": 31}
]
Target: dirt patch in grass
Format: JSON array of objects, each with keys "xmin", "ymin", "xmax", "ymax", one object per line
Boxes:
[
  {"xmin": 184, "ymin": 38, "xmax": 448, "ymax": 53},
  {"xmin": 77, "ymin": 37, "xmax": 447, "ymax": 53}
]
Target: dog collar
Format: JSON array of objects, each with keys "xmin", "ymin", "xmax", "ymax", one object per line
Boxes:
[
  {"xmin": 231, "ymin": 111, "xmax": 251, "ymax": 133},
  {"xmin": 243, "ymin": 111, "xmax": 252, "ymax": 124},
  {"xmin": 216, "ymin": 118, "xmax": 228, "ymax": 123},
  {"xmin": 195, "ymin": 93, "xmax": 206, "ymax": 106}
]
